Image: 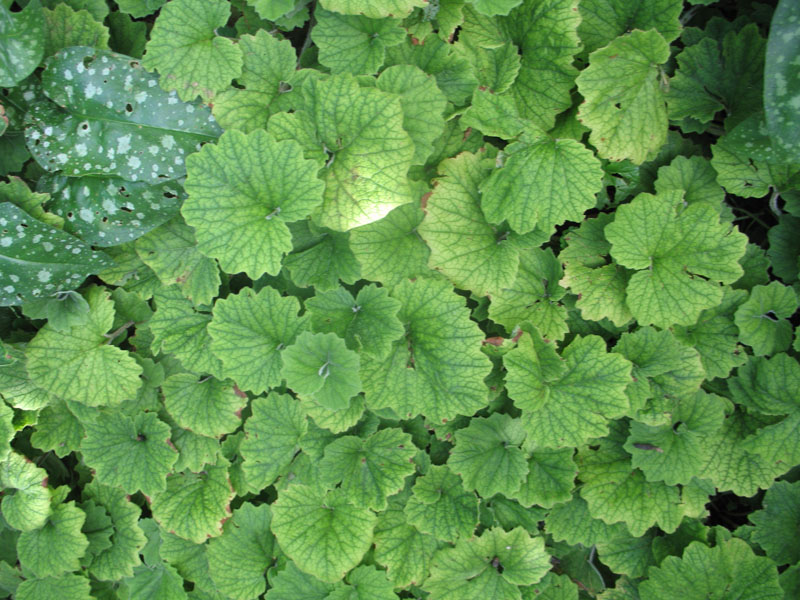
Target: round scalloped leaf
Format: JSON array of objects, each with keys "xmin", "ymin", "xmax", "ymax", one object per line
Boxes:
[
  {"xmin": 448, "ymin": 413, "xmax": 528, "ymax": 498},
  {"xmin": 117, "ymin": 0, "xmax": 165, "ymax": 18},
  {"xmin": 376, "ymin": 65, "xmax": 448, "ymax": 165},
  {"xmin": 576, "ymin": 29, "xmax": 670, "ymax": 164},
  {"xmin": 17, "ymin": 501, "xmax": 89, "ymax": 578},
  {"xmin": 500, "ymin": 0, "xmax": 581, "ymax": 131},
  {"xmin": 577, "ymin": 0, "xmax": 682, "ymax": 55},
  {"xmin": 81, "ymin": 411, "xmax": 177, "ymax": 497},
  {"xmin": 765, "ymin": 1, "xmax": 800, "ymax": 162},
  {"xmin": 418, "ymin": 151, "xmax": 519, "ymax": 296},
  {"xmin": 208, "ymin": 286, "xmax": 310, "ymax": 394},
  {"xmin": 207, "ymin": 503, "xmax": 274, "ymax": 600},
  {"xmin": 514, "ymin": 447, "xmax": 577, "ymax": 509},
  {"xmin": 15, "ymin": 574, "xmax": 92, "ymax": 600},
  {"xmin": 730, "ymin": 353, "xmax": 800, "ymax": 417},
  {"xmin": 373, "ymin": 496, "xmax": 439, "ymax": 588},
  {"xmin": 734, "ymin": 282, "xmax": 798, "ymax": 357},
  {"xmin": 318, "ymin": 0, "xmax": 425, "ymax": 18},
  {"xmin": 212, "ymin": 31, "xmax": 297, "ymax": 133},
  {"xmin": 605, "ymin": 192, "xmax": 748, "ymax": 328},
  {"xmin": 505, "ymin": 331, "xmax": 632, "ymax": 448},
  {"xmin": 654, "ymin": 155, "xmax": 725, "ymax": 208},
  {"xmin": 240, "ymin": 393, "xmax": 308, "ymax": 493},
  {"xmin": 43, "ymin": 4, "xmax": 109, "ymax": 57},
  {"xmin": 306, "ymin": 284, "xmax": 403, "ymax": 359},
  {"xmin": 545, "ymin": 495, "xmax": 630, "ymax": 548},
  {"xmin": 0, "ymin": 0, "xmax": 45, "ymax": 87},
  {"xmin": 123, "ymin": 562, "xmax": 186, "ymax": 599},
  {"xmin": 312, "ymin": 9, "xmax": 405, "ymax": 75},
  {"xmin": 489, "ymin": 247, "xmax": 568, "ymax": 341},
  {"xmin": 149, "ymin": 286, "xmax": 223, "ymax": 378},
  {"xmin": 360, "ymin": 277, "xmax": 492, "ymax": 422},
  {"xmin": 318, "ymin": 427, "xmax": 416, "ymax": 510},
  {"xmin": 83, "ymin": 480, "xmax": 146, "ymax": 581},
  {"xmin": 639, "ymin": 539, "xmax": 782, "ymax": 600},
  {"xmin": 142, "ymin": 0, "xmax": 243, "ymax": 101},
  {"xmin": 268, "ymin": 74, "xmax": 415, "ymax": 231},
  {"xmin": 578, "ymin": 445, "xmax": 683, "ymax": 537},
  {"xmin": 271, "ymin": 485, "xmax": 377, "ymax": 584},
  {"xmin": 0, "ymin": 202, "xmax": 112, "ymax": 307},
  {"xmin": 624, "ymin": 391, "xmax": 725, "ymax": 486},
  {"xmin": 327, "ymin": 565, "xmax": 396, "ymax": 600},
  {"xmin": 27, "ymin": 46, "xmax": 220, "ymax": 183},
  {"xmin": 0, "ymin": 452, "xmax": 50, "ymax": 531},
  {"xmin": 750, "ymin": 480, "xmax": 800, "ymax": 566},
  {"xmin": 0, "ymin": 403, "xmax": 12, "ymax": 463},
  {"xmin": 403, "ymin": 464, "xmax": 479, "ymax": 543},
  {"xmin": 150, "ymin": 465, "xmax": 233, "ymax": 544},
  {"xmin": 425, "ymin": 527, "xmax": 551, "ymax": 599},
  {"xmin": 349, "ymin": 203, "xmax": 431, "ymax": 286},
  {"xmin": 281, "ymin": 331, "xmax": 362, "ymax": 411},
  {"xmin": 26, "ymin": 286, "xmax": 142, "ymax": 407},
  {"xmin": 472, "ymin": 0, "xmax": 522, "ymax": 16},
  {"xmin": 162, "ymin": 374, "xmax": 245, "ymax": 438},
  {"xmin": 481, "ymin": 135, "xmax": 603, "ymax": 237},
  {"xmin": 264, "ymin": 561, "xmax": 335, "ymax": 599},
  {"xmin": 283, "ymin": 222, "xmax": 362, "ymax": 291},
  {"xmin": 183, "ymin": 129, "xmax": 324, "ymax": 279},
  {"xmin": 0, "ymin": 347, "xmax": 57, "ymax": 410}
]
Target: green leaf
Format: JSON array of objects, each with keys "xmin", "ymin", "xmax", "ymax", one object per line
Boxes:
[
  {"xmin": 0, "ymin": 0, "xmax": 45, "ymax": 87},
  {"xmin": 17, "ymin": 501, "xmax": 88, "ymax": 578},
  {"xmin": 264, "ymin": 561, "xmax": 335, "ymax": 600},
  {"xmin": 734, "ymin": 282, "xmax": 798, "ymax": 356},
  {"xmin": 0, "ymin": 402, "xmax": 12, "ymax": 463},
  {"xmin": 162, "ymin": 374, "xmax": 245, "ymax": 438},
  {"xmin": 605, "ymin": 191, "xmax": 748, "ymax": 328},
  {"xmin": 83, "ymin": 479, "xmax": 146, "ymax": 581},
  {"xmin": 471, "ymin": 0, "xmax": 521, "ymax": 16},
  {"xmin": 418, "ymin": 151, "xmax": 519, "ymax": 295},
  {"xmin": 124, "ymin": 562, "xmax": 187, "ymax": 600},
  {"xmin": 27, "ymin": 46, "xmax": 220, "ymax": 184},
  {"xmin": 79, "ymin": 499, "xmax": 113, "ymax": 567},
  {"xmin": 0, "ymin": 202, "xmax": 112, "ymax": 306},
  {"xmin": 0, "ymin": 452, "xmax": 50, "ymax": 531},
  {"xmin": 246, "ymin": 0, "xmax": 295, "ymax": 20},
  {"xmin": 43, "ymin": 4, "xmax": 109, "ymax": 57},
  {"xmin": 117, "ymin": 0, "xmax": 165, "ymax": 18},
  {"xmin": 142, "ymin": 0, "xmax": 243, "ymax": 101},
  {"xmin": 150, "ymin": 465, "xmax": 233, "ymax": 544},
  {"xmin": 81, "ymin": 411, "xmax": 177, "ymax": 496},
  {"xmin": 559, "ymin": 213, "xmax": 633, "ymax": 327},
  {"xmin": 499, "ymin": 0, "xmax": 581, "ymax": 131},
  {"xmin": 481, "ymin": 134, "xmax": 604, "ymax": 237},
  {"xmin": 282, "ymin": 331, "xmax": 362, "ymax": 410},
  {"xmin": 327, "ymin": 565, "xmax": 396, "ymax": 600},
  {"xmin": 283, "ymin": 223, "xmax": 362, "ymax": 290},
  {"xmin": 765, "ymin": 0, "xmax": 800, "ymax": 162},
  {"xmin": 639, "ymin": 539, "xmax": 782, "ymax": 600},
  {"xmin": 41, "ymin": 0, "xmax": 109, "ymax": 21},
  {"xmin": 183, "ymin": 129, "xmax": 324, "ymax": 279},
  {"xmin": 461, "ymin": 88, "xmax": 528, "ymax": 140},
  {"xmin": 26, "ymin": 286, "xmax": 142, "ymax": 406},
  {"xmin": 212, "ymin": 31, "xmax": 298, "ymax": 133},
  {"xmin": 624, "ymin": 391, "xmax": 725, "ymax": 485},
  {"xmin": 271, "ymin": 484, "xmax": 377, "ymax": 583},
  {"xmin": 319, "ymin": 427, "xmax": 416, "ymax": 510},
  {"xmin": 349, "ymin": 203, "xmax": 431, "ymax": 286},
  {"xmin": 0, "ymin": 346, "xmax": 57, "ymax": 410},
  {"xmin": 505, "ymin": 330, "xmax": 632, "ymax": 448},
  {"xmin": 15, "ymin": 574, "xmax": 92, "ymax": 600},
  {"xmin": 22, "ymin": 290, "xmax": 90, "ymax": 332},
  {"xmin": 360, "ymin": 278, "xmax": 492, "ymax": 422},
  {"xmin": 448, "ymin": 412, "xmax": 527, "ymax": 498},
  {"xmin": 135, "ymin": 218, "xmax": 220, "ymax": 306},
  {"xmin": 729, "ymin": 353, "xmax": 800, "ymax": 416},
  {"xmin": 654, "ymin": 155, "xmax": 726, "ymax": 208},
  {"xmin": 208, "ymin": 286, "xmax": 309, "ymax": 394},
  {"xmin": 318, "ymin": 0, "xmax": 425, "ymax": 19},
  {"xmin": 207, "ymin": 503, "xmax": 273, "ymax": 600},
  {"xmin": 307, "ymin": 284, "xmax": 403, "ymax": 359},
  {"xmin": 576, "ymin": 29, "xmax": 670, "ymax": 163},
  {"xmin": 578, "ymin": 444, "xmax": 683, "ymax": 537},
  {"xmin": 240, "ymin": 392, "xmax": 308, "ymax": 493},
  {"xmin": 269, "ymin": 74, "xmax": 415, "ymax": 231},
  {"xmin": 513, "ymin": 447, "xmax": 576, "ymax": 509},
  {"xmin": 545, "ymin": 495, "xmax": 630, "ymax": 548},
  {"xmin": 404, "ymin": 464, "xmax": 479, "ymax": 542},
  {"xmin": 373, "ymin": 494, "xmax": 438, "ymax": 588},
  {"xmin": 425, "ymin": 527, "xmax": 551, "ymax": 599},
  {"xmin": 0, "ymin": 175, "xmax": 62, "ymax": 230},
  {"xmin": 312, "ymin": 9, "xmax": 405, "ymax": 75},
  {"xmin": 667, "ymin": 25, "xmax": 765, "ymax": 130},
  {"xmin": 376, "ymin": 65, "xmax": 447, "ymax": 165},
  {"xmin": 577, "ymin": 0, "xmax": 682, "ymax": 54},
  {"xmin": 750, "ymin": 480, "xmax": 800, "ymax": 566},
  {"xmin": 150, "ymin": 286, "xmax": 224, "ymax": 377}
]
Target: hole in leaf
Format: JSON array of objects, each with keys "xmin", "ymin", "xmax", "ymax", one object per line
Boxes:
[
  {"xmin": 119, "ymin": 206, "xmax": 133, "ymax": 213},
  {"xmin": 491, "ymin": 557, "xmax": 504, "ymax": 573},
  {"xmin": 82, "ymin": 56, "xmax": 95, "ymax": 69},
  {"xmin": 763, "ymin": 311, "xmax": 779, "ymax": 322},
  {"xmin": 672, "ymin": 421, "xmax": 683, "ymax": 433},
  {"xmin": 163, "ymin": 191, "xmax": 178, "ymax": 199},
  {"xmin": 125, "ymin": 103, "xmax": 133, "ymax": 113}
]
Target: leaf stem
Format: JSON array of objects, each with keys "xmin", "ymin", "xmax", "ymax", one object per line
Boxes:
[
  {"xmin": 296, "ymin": 2, "xmax": 317, "ymax": 70},
  {"xmin": 104, "ymin": 320, "xmax": 135, "ymax": 344},
  {"xmin": 769, "ymin": 188, "xmax": 783, "ymax": 217}
]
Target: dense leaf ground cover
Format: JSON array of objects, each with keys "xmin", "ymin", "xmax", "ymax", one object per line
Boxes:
[{"xmin": 1, "ymin": 0, "xmax": 800, "ymax": 598}]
